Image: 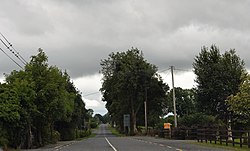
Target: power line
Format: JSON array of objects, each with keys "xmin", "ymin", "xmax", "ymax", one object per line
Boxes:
[
  {"xmin": 82, "ymin": 91, "xmax": 100, "ymax": 97},
  {"xmin": 0, "ymin": 32, "xmax": 27, "ymax": 65},
  {"xmin": 0, "ymin": 37, "xmax": 26, "ymax": 66},
  {"xmin": 0, "ymin": 47, "xmax": 24, "ymax": 69},
  {"xmin": 158, "ymin": 67, "xmax": 171, "ymax": 73},
  {"xmin": 175, "ymin": 68, "xmax": 192, "ymax": 72}
]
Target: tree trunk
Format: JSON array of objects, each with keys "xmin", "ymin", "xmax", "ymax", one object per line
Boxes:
[
  {"xmin": 37, "ymin": 129, "xmax": 42, "ymax": 147},
  {"xmin": 131, "ymin": 108, "xmax": 137, "ymax": 135},
  {"xmin": 27, "ymin": 123, "xmax": 32, "ymax": 149}
]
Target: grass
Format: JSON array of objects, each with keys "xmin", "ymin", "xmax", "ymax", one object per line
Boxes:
[
  {"xmin": 76, "ymin": 132, "xmax": 96, "ymax": 141},
  {"xmin": 191, "ymin": 140, "xmax": 250, "ymax": 151},
  {"xmin": 108, "ymin": 125, "xmax": 125, "ymax": 137}
]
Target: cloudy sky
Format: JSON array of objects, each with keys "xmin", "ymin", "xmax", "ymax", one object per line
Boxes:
[{"xmin": 1, "ymin": 0, "xmax": 250, "ymax": 115}]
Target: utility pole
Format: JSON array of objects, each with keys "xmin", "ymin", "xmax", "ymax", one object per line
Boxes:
[
  {"xmin": 171, "ymin": 66, "xmax": 177, "ymax": 128},
  {"xmin": 144, "ymin": 88, "xmax": 148, "ymax": 134}
]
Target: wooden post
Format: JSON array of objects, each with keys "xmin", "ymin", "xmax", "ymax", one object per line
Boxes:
[
  {"xmin": 220, "ymin": 134, "xmax": 222, "ymax": 145},
  {"xmin": 240, "ymin": 136, "xmax": 242, "ymax": 148},
  {"xmin": 248, "ymin": 132, "xmax": 250, "ymax": 148}
]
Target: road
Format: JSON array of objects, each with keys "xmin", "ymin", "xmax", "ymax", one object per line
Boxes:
[{"xmin": 22, "ymin": 124, "xmax": 227, "ymax": 151}]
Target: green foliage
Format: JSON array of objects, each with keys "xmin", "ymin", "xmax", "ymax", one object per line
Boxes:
[
  {"xmin": 79, "ymin": 130, "xmax": 91, "ymax": 138},
  {"xmin": 0, "ymin": 49, "xmax": 88, "ymax": 148},
  {"xmin": 193, "ymin": 45, "xmax": 246, "ymax": 122},
  {"xmin": 166, "ymin": 88, "xmax": 197, "ymax": 117},
  {"xmin": 50, "ymin": 131, "xmax": 60, "ymax": 144},
  {"xmin": 0, "ymin": 125, "xmax": 8, "ymax": 148},
  {"xmin": 100, "ymin": 48, "xmax": 169, "ymax": 134},
  {"xmin": 178, "ymin": 113, "xmax": 224, "ymax": 128},
  {"xmin": 90, "ymin": 120, "xmax": 98, "ymax": 129},
  {"xmin": 0, "ymin": 84, "xmax": 20, "ymax": 122},
  {"xmin": 226, "ymin": 74, "xmax": 250, "ymax": 128}
]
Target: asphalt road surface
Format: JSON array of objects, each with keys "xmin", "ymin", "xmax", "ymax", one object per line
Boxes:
[{"xmin": 22, "ymin": 124, "xmax": 228, "ymax": 151}]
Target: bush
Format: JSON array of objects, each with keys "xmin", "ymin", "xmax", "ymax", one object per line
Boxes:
[
  {"xmin": 178, "ymin": 113, "xmax": 224, "ymax": 128},
  {"xmin": 51, "ymin": 131, "xmax": 60, "ymax": 143},
  {"xmin": 79, "ymin": 130, "xmax": 91, "ymax": 138},
  {"xmin": 90, "ymin": 122, "xmax": 98, "ymax": 129},
  {"xmin": 0, "ymin": 126, "xmax": 8, "ymax": 148},
  {"xmin": 59, "ymin": 128, "xmax": 76, "ymax": 141}
]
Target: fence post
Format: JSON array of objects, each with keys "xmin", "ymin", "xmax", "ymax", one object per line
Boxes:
[
  {"xmin": 248, "ymin": 132, "xmax": 250, "ymax": 148},
  {"xmin": 240, "ymin": 136, "xmax": 242, "ymax": 148},
  {"xmin": 226, "ymin": 136, "xmax": 228, "ymax": 146},
  {"xmin": 215, "ymin": 130, "xmax": 217, "ymax": 144},
  {"xmin": 205, "ymin": 129, "xmax": 208, "ymax": 143},
  {"xmin": 197, "ymin": 129, "xmax": 200, "ymax": 142},
  {"xmin": 220, "ymin": 133, "xmax": 222, "ymax": 145}
]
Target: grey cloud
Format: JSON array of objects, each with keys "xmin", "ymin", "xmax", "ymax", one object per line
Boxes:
[
  {"xmin": 1, "ymin": 0, "xmax": 250, "ymax": 78},
  {"xmin": 0, "ymin": 0, "xmax": 54, "ymax": 36}
]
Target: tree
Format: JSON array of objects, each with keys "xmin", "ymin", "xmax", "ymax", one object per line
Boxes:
[
  {"xmin": 226, "ymin": 74, "xmax": 250, "ymax": 128},
  {"xmin": 193, "ymin": 45, "xmax": 246, "ymax": 122},
  {"xmin": 0, "ymin": 83, "xmax": 20, "ymax": 147},
  {"xmin": 2, "ymin": 48, "xmax": 88, "ymax": 148},
  {"xmin": 100, "ymin": 48, "xmax": 168, "ymax": 134},
  {"xmin": 5, "ymin": 72, "xmax": 37, "ymax": 148},
  {"xmin": 166, "ymin": 88, "xmax": 197, "ymax": 117}
]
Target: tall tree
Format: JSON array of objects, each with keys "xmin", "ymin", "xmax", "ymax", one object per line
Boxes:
[
  {"xmin": 193, "ymin": 45, "xmax": 246, "ymax": 122},
  {"xmin": 100, "ymin": 48, "xmax": 168, "ymax": 134},
  {"xmin": 226, "ymin": 74, "xmax": 250, "ymax": 129}
]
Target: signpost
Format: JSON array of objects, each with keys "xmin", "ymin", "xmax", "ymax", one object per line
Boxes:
[{"xmin": 123, "ymin": 114, "xmax": 130, "ymax": 135}]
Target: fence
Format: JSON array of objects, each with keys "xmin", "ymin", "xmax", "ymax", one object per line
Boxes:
[
  {"xmin": 197, "ymin": 129, "xmax": 250, "ymax": 149},
  {"xmin": 157, "ymin": 128, "xmax": 250, "ymax": 148},
  {"xmin": 158, "ymin": 128, "xmax": 197, "ymax": 139}
]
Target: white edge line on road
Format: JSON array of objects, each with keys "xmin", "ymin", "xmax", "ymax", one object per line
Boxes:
[{"xmin": 105, "ymin": 137, "xmax": 118, "ymax": 151}]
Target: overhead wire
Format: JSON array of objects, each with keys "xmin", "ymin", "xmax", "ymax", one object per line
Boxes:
[
  {"xmin": 158, "ymin": 67, "xmax": 171, "ymax": 73},
  {"xmin": 175, "ymin": 68, "xmax": 192, "ymax": 72},
  {"xmin": 0, "ymin": 32, "xmax": 27, "ymax": 65},
  {"xmin": 0, "ymin": 47, "xmax": 24, "ymax": 69},
  {"xmin": 82, "ymin": 91, "xmax": 100, "ymax": 97}
]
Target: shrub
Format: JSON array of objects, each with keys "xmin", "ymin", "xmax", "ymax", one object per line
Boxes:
[
  {"xmin": 0, "ymin": 126, "xmax": 8, "ymax": 148},
  {"xmin": 178, "ymin": 113, "xmax": 224, "ymax": 128},
  {"xmin": 90, "ymin": 122, "xmax": 98, "ymax": 129},
  {"xmin": 51, "ymin": 131, "xmax": 60, "ymax": 143},
  {"xmin": 79, "ymin": 130, "xmax": 91, "ymax": 138}
]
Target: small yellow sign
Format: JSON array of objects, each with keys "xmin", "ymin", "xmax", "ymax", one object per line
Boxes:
[{"xmin": 164, "ymin": 123, "xmax": 171, "ymax": 129}]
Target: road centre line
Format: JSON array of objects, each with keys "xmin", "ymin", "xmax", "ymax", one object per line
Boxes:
[
  {"xmin": 132, "ymin": 138, "xmax": 181, "ymax": 150},
  {"xmin": 105, "ymin": 137, "xmax": 118, "ymax": 151}
]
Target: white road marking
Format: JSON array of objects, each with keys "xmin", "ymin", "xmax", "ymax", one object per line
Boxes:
[
  {"xmin": 167, "ymin": 146, "xmax": 172, "ymax": 148},
  {"xmin": 105, "ymin": 137, "xmax": 118, "ymax": 151},
  {"xmin": 159, "ymin": 144, "xmax": 165, "ymax": 147}
]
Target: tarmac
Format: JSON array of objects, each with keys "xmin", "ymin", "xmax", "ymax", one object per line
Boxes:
[{"xmin": 21, "ymin": 140, "xmax": 77, "ymax": 151}]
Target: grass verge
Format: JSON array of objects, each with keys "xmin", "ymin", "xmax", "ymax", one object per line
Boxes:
[
  {"xmin": 191, "ymin": 141, "xmax": 250, "ymax": 151},
  {"xmin": 108, "ymin": 125, "xmax": 125, "ymax": 137}
]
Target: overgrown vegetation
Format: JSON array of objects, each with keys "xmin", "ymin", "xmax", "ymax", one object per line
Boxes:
[{"xmin": 0, "ymin": 49, "xmax": 91, "ymax": 149}]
